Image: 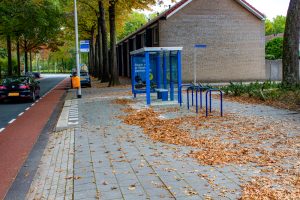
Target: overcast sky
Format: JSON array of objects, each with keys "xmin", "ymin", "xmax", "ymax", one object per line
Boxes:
[
  {"xmin": 247, "ymin": 0, "xmax": 289, "ymax": 19},
  {"xmin": 144, "ymin": 0, "xmax": 290, "ymax": 20}
]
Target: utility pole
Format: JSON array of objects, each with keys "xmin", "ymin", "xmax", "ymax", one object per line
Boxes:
[{"xmin": 74, "ymin": 0, "xmax": 82, "ymax": 98}]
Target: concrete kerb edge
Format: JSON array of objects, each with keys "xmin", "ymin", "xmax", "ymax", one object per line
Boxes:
[{"xmin": 55, "ymin": 90, "xmax": 80, "ymax": 132}]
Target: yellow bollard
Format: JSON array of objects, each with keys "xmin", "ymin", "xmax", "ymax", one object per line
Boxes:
[{"xmin": 72, "ymin": 76, "xmax": 81, "ymax": 89}]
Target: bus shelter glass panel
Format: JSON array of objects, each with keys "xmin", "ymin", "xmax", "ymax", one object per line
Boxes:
[{"xmin": 130, "ymin": 47, "xmax": 182, "ymax": 105}]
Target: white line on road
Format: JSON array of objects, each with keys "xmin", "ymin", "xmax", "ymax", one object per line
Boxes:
[
  {"xmin": 0, "ymin": 128, "xmax": 4, "ymax": 133},
  {"xmin": 18, "ymin": 112, "xmax": 24, "ymax": 117},
  {"xmin": 25, "ymin": 107, "xmax": 30, "ymax": 111},
  {"xmin": 31, "ymin": 103, "xmax": 35, "ymax": 106},
  {"xmin": 8, "ymin": 119, "xmax": 16, "ymax": 124}
]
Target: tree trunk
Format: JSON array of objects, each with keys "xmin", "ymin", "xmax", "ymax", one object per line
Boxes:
[
  {"xmin": 109, "ymin": 0, "xmax": 120, "ymax": 86},
  {"xmin": 7, "ymin": 35, "xmax": 12, "ymax": 76},
  {"xmin": 89, "ymin": 27, "xmax": 95, "ymax": 75},
  {"xmin": 24, "ymin": 40, "xmax": 28, "ymax": 73},
  {"xmin": 282, "ymin": 0, "xmax": 300, "ymax": 84},
  {"xmin": 17, "ymin": 39, "xmax": 21, "ymax": 76},
  {"xmin": 94, "ymin": 35, "xmax": 99, "ymax": 78},
  {"xmin": 24, "ymin": 51, "xmax": 28, "ymax": 73},
  {"xmin": 97, "ymin": 16, "xmax": 103, "ymax": 80},
  {"xmin": 99, "ymin": 0, "xmax": 110, "ymax": 82},
  {"xmin": 30, "ymin": 51, "xmax": 33, "ymax": 72}
]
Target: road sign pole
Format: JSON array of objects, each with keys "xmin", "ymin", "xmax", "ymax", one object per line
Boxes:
[
  {"xmin": 194, "ymin": 44, "xmax": 207, "ymax": 84},
  {"xmin": 193, "ymin": 48, "xmax": 196, "ymax": 84},
  {"xmin": 74, "ymin": 0, "xmax": 82, "ymax": 98}
]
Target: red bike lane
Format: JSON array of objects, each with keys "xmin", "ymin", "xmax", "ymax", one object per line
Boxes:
[{"xmin": 0, "ymin": 78, "xmax": 69, "ymax": 200}]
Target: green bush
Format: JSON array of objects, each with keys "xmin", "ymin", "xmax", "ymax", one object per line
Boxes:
[
  {"xmin": 222, "ymin": 81, "xmax": 287, "ymax": 100},
  {"xmin": 265, "ymin": 37, "xmax": 283, "ymax": 60},
  {"xmin": 223, "ymin": 82, "xmax": 246, "ymax": 96},
  {"xmin": 0, "ymin": 57, "xmax": 18, "ymax": 76},
  {"xmin": 265, "ymin": 54, "xmax": 276, "ymax": 60}
]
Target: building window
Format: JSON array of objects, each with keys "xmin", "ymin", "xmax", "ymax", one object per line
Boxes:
[{"xmin": 153, "ymin": 27, "xmax": 159, "ymax": 45}]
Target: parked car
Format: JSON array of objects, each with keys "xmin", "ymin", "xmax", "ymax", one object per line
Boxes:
[
  {"xmin": 79, "ymin": 71, "xmax": 91, "ymax": 87},
  {"xmin": 0, "ymin": 76, "xmax": 41, "ymax": 103},
  {"xmin": 32, "ymin": 72, "xmax": 41, "ymax": 79},
  {"xmin": 25, "ymin": 72, "xmax": 35, "ymax": 78},
  {"xmin": 25, "ymin": 72, "xmax": 41, "ymax": 79}
]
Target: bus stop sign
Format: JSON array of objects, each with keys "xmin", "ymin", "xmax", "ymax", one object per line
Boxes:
[{"xmin": 80, "ymin": 40, "xmax": 90, "ymax": 53}]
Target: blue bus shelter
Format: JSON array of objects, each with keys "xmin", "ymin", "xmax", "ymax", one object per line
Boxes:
[{"xmin": 130, "ymin": 47, "xmax": 182, "ymax": 105}]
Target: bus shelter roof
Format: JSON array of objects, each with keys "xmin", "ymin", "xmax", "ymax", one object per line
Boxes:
[{"xmin": 130, "ymin": 47, "xmax": 183, "ymax": 55}]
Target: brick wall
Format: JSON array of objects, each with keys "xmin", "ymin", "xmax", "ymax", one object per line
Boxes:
[{"xmin": 159, "ymin": 0, "xmax": 266, "ymax": 82}]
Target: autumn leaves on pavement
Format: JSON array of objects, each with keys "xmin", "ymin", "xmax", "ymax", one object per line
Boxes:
[{"xmin": 113, "ymin": 99, "xmax": 300, "ymax": 199}]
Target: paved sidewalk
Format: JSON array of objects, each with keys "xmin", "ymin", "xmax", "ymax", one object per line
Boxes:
[{"xmin": 26, "ymin": 87, "xmax": 300, "ymax": 200}]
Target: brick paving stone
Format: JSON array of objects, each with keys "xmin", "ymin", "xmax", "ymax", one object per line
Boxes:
[
  {"xmin": 26, "ymin": 129, "xmax": 75, "ymax": 200},
  {"xmin": 26, "ymin": 86, "xmax": 300, "ymax": 200}
]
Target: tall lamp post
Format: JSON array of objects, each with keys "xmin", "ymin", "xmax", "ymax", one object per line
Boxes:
[{"xmin": 74, "ymin": 0, "xmax": 82, "ymax": 98}]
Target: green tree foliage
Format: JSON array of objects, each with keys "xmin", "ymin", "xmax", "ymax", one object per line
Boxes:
[
  {"xmin": 117, "ymin": 12, "xmax": 148, "ymax": 41},
  {"xmin": 265, "ymin": 19, "xmax": 274, "ymax": 35},
  {"xmin": 273, "ymin": 15, "xmax": 286, "ymax": 34},
  {"xmin": 19, "ymin": 0, "xmax": 64, "ymax": 65},
  {"xmin": 265, "ymin": 38, "xmax": 283, "ymax": 60},
  {"xmin": 0, "ymin": 48, "xmax": 6, "ymax": 58},
  {"xmin": 265, "ymin": 15, "xmax": 286, "ymax": 36},
  {"xmin": 0, "ymin": 0, "xmax": 65, "ymax": 73}
]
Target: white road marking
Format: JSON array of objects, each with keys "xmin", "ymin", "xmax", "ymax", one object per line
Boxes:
[
  {"xmin": 31, "ymin": 103, "xmax": 35, "ymax": 106},
  {"xmin": 18, "ymin": 112, "xmax": 24, "ymax": 117},
  {"xmin": 25, "ymin": 107, "xmax": 30, "ymax": 111},
  {"xmin": 8, "ymin": 119, "xmax": 16, "ymax": 124},
  {"xmin": 0, "ymin": 128, "xmax": 5, "ymax": 133},
  {"xmin": 68, "ymin": 122, "xmax": 78, "ymax": 125},
  {"xmin": 68, "ymin": 118, "xmax": 78, "ymax": 121}
]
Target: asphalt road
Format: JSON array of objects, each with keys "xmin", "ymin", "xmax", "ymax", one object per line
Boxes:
[{"xmin": 0, "ymin": 74, "xmax": 67, "ymax": 130}]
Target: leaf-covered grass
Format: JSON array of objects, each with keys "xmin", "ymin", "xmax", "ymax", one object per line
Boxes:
[{"xmin": 221, "ymin": 81, "xmax": 300, "ymax": 111}]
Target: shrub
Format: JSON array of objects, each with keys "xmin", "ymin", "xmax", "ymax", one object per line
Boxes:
[
  {"xmin": 265, "ymin": 54, "xmax": 276, "ymax": 60},
  {"xmin": 265, "ymin": 37, "xmax": 283, "ymax": 60},
  {"xmin": 223, "ymin": 82, "xmax": 246, "ymax": 96}
]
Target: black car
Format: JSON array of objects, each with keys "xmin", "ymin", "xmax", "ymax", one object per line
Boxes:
[
  {"xmin": 0, "ymin": 76, "xmax": 41, "ymax": 103},
  {"xmin": 25, "ymin": 72, "xmax": 41, "ymax": 79}
]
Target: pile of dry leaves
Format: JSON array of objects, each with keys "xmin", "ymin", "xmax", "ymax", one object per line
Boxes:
[
  {"xmin": 115, "ymin": 99, "xmax": 300, "ymax": 199},
  {"xmin": 221, "ymin": 94, "xmax": 300, "ymax": 112},
  {"xmin": 112, "ymin": 98, "xmax": 134, "ymax": 105}
]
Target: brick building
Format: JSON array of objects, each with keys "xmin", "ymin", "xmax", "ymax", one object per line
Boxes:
[{"xmin": 116, "ymin": 0, "xmax": 266, "ymax": 82}]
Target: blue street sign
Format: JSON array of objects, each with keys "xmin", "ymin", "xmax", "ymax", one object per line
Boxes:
[
  {"xmin": 80, "ymin": 40, "xmax": 90, "ymax": 52},
  {"xmin": 194, "ymin": 44, "xmax": 207, "ymax": 48}
]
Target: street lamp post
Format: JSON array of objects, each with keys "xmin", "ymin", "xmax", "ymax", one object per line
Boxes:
[{"xmin": 74, "ymin": 0, "xmax": 82, "ymax": 98}]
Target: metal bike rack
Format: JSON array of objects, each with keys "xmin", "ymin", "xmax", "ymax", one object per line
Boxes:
[
  {"xmin": 179, "ymin": 84, "xmax": 192, "ymax": 107},
  {"xmin": 180, "ymin": 83, "xmax": 224, "ymax": 117},
  {"xmin": 205, "ymin": 89, "xmax": 223, "ymax": 117},
  {"xmin": 187, "ymin": 84, "xmax": 208, "ymax": 112},
  {"xmin": 195, "ymin": 87, "xmax": 205, "ymax": 113}
]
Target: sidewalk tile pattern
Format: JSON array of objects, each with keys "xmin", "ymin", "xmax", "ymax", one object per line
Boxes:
[{"xmin": 26, "ymin": 88, "xmax": 300, "ymax": 200}]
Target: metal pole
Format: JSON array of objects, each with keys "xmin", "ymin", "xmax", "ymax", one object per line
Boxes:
[
  {"xmin": 74, "ymin": 0, "xmax": 82, "ymax": 98},
  {"xmin": 193, "ymin": 48, "xmax": 196, "ymax": 84}
]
